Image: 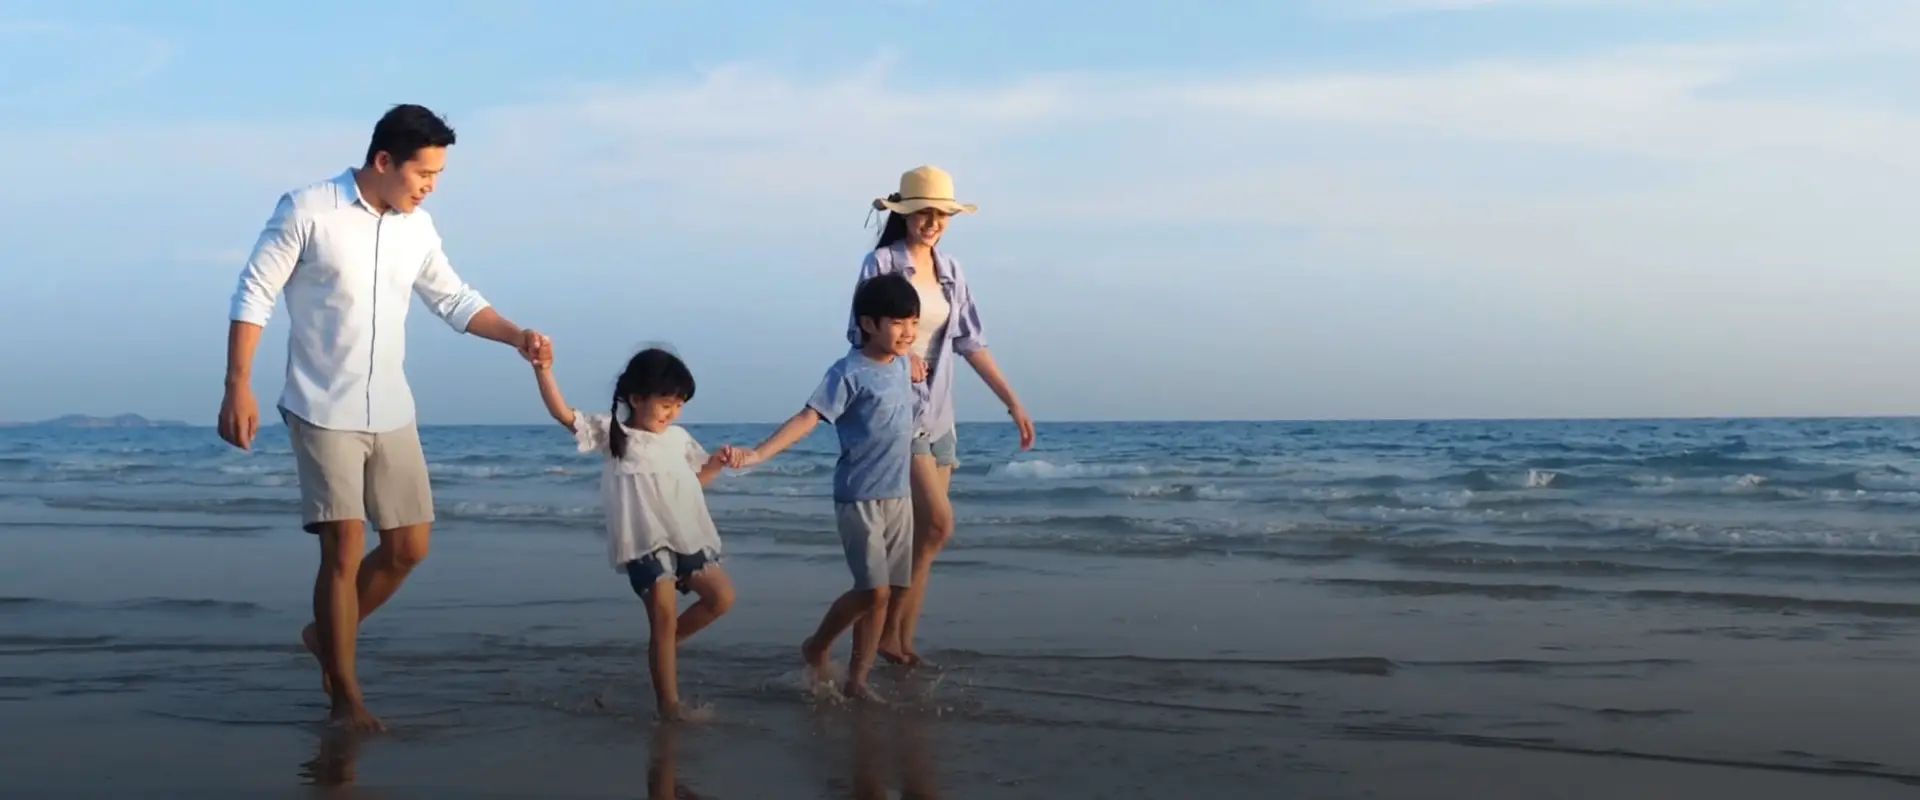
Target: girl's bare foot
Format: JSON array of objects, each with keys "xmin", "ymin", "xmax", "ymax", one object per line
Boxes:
[
  {"xmin": 657, "ymin": 701, "xmax": 683, "ymax": 723},
  {"xmin": 302, "ymin": 623, "xmax": 334, "ymax": 696}
]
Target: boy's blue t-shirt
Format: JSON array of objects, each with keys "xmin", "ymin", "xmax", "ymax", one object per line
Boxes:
[{"xmin": 806, "ymin": 350, "xmax": 915, "ymax": 503}]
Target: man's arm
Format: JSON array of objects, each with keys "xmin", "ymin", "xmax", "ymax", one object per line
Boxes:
[
  {"xmin": 219, "ymin": 194, "xmax": 306, "ymax": 450},
  {"xmin": 413, "ymin": 240, "xmax": 544, "ymax": 360}
]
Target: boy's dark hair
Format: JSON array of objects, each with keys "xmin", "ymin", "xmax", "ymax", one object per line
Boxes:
[
  {"xmin": 364, "ymin": 104, "xmax": 457, "ymax": 168},
  {"xmin": 851, "ymin": 272, "xmax": 921, "ymax": 343},
  {"xmin": 607, "ymin": 348, "xmax": 696, "ymax": 459}
]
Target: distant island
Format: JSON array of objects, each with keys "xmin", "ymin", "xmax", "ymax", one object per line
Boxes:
[{"xmin": 0, "ymin": 413, "xmax": 192, "ymax": 429}]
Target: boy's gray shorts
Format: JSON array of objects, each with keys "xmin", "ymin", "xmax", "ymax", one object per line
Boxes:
[{"xmin": 834, "ymin": 498, "xmax": 914, "ymax": 591}]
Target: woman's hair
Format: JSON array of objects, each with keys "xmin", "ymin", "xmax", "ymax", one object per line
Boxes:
[
  {"xmin": 606, "ymin": 348, "xmax": 696, "ymax": 460},
  {"xmin": 875, "ymin": 211, "xmax": 912, "ymax": 250}
]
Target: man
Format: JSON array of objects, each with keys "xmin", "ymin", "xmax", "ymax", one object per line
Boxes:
[{"xmin": 217, "ymin": 103, "xmax": 547, "ymax": 732}]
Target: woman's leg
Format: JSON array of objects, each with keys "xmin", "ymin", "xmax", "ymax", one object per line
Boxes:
[{"xmin": 880, "ymin": 453, "xmax": 953, "ymax": 665}]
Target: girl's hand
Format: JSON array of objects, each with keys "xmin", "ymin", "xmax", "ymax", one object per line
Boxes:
[{"xmin": 723, "ymin": 446, "xmax": 764, "ymax": 469}]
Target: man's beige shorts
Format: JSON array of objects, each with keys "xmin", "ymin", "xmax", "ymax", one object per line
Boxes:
[{"xmin": 282, "ymin": 410, "xmax": 435, "ymax": 533}]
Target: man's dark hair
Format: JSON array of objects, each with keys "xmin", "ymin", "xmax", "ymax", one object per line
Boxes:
[
  {"xmin": 363, "ymin": 104, "xmax": 457, "ymax": 168},
  {"xmin": 851, "ymin": 272, "xmax": 920, "ymax": 342}
]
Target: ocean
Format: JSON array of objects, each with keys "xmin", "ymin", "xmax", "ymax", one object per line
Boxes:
[{"xmin": 5, "ymin": 417, "xmax": 1920, "ymax": 797}]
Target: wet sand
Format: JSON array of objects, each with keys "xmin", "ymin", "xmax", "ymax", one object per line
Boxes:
[{"xmin": 4, "ymin": 522, "xmax": 1920, "ymax": 798}]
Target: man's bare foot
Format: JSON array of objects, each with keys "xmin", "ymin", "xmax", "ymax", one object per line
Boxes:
[
  {"xmin": 302, "ymin": 623, "xmax": 334, "ymax": 696},
  {"xmin": 328, "ymin": 702, "xmax": 385, "ymax": 733}
]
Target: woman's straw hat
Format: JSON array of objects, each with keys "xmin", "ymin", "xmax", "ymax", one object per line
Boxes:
[{"xmin": 872, "ymin": 165, "xmax": 977, "ymax": 216}]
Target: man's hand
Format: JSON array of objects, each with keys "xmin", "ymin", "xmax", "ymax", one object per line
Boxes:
[
  {"xmin": 218, "ymin": 384, "xmax": 261, "ymax": 451},
  {"xmin": 909, "ymin": 354, "xmax": 928, "ymax": 383},
  {"xmin": 1008, "ymin": 403, "xmax": 1036, "ymax": 451},
  {"xmin": 517, "ymin": 330, "xmax": 552, "ymax": 365}
]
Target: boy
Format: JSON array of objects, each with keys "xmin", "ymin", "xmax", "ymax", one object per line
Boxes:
[{"xmin": 727, "ymin": 272, "xmax": 920, "ymax": 700}]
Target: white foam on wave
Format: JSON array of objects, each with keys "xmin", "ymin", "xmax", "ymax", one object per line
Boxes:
[
  {"xmin": 1650, "ymin": 524, "xmax": 1920, "ymax": 553},
  {"xmin": 1323, "ymin": 505, "xmax": 1537, "ymax": 526},
  {"xmin": 993, "ymin": 460, "xmax": 1154, "ymax": 480},
  {"xmin": 1122, "ymin": 483, "xmax": 1250, "ymax": 501},
  {"xmin": 1630, "ymin": 474, "xmax": 1768, "ymax": 495},
  {"xmin": 1390, "ymin": 488, "xmax": 1476, "ymax": 509}
]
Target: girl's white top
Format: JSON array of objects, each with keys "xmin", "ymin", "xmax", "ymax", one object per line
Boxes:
[{"xmin": 570, "ymin": 411, "xmax": 723, "ymax": 572}]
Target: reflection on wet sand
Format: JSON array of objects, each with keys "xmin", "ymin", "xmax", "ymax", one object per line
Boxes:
[
  {"xmin": 648, "ymin": 722, "xmax": 709, "ymax": 799},
  {"xmin": 849, "ymin": 706, "xmax": 941, "ymax": 800},
  {"xmin": 635, "ymin": 703, "xmax": 942, "ymax": 799},
  {"xmin": 299, "ymin": 727, "xmax": 365, "ymax": 794}
]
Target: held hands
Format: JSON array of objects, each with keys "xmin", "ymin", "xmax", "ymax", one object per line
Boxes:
[
  {"xmin": 717, "ymin": 445, "xmax": 765, "ymax": 470},
  {"xmin": 517, "ymin": 329, "xmax": 554, "ymax": 368}
]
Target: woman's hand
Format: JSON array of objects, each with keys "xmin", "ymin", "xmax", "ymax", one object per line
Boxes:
[
  {"xmin": 1008, "ymin": 403, "xmax": 1035, "ymax": 451},
  {"xmin": 909, "ymin": 354, "xmax": 928, "ymax": 383}
]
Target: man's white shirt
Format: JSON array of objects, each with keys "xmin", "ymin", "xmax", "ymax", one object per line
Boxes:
[{"xmin": 229, "ymin": 168, "xmax": 490, "ymax": 433}]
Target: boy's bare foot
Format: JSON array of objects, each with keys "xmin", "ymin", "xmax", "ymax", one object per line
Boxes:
[
  {"xmin": 657, "ymin": 701, "xmax": 683, "ymax": 723},
  {"xmin": 328, "ymin": 702, "xmax": 385, "ymax": 733},
  {"xmin": 301, "ymin": 623, "xmax": 334, "ymax": 696}
]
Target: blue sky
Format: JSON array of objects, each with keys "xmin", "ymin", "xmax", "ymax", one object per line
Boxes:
[{"xmin": 3, "ymin": 0, "xmax": 1917, "ymax": 424}]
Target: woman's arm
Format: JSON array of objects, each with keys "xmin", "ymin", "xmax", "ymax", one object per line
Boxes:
[
  {"xmin": 962, "ymin": 350, "xmax": 1035, "ymax": 450},
  {"xmin": 945, "ymin": 257, "xmax": 1035, "ymax": 450},
  {"xmin": 532, "ymin": 363, "xmax": 577, "ymax": 429}
]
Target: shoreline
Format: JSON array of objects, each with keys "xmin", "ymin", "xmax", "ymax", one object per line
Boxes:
[{"xmin": 5, "ymin": 525, "xmax": 1920, "ymax": 798}]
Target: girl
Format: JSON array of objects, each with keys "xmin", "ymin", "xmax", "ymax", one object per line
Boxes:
[{"xmin": 533, "ymin": 345, "xmax": 738, "ymax": 722}]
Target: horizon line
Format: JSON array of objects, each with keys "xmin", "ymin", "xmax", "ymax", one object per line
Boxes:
[{"xmin": 10, "ymin": 412, "xmax": 1920, "ymax": 428}]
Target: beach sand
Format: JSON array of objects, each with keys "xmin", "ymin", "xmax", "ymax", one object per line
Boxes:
[{"xmin": 4, "ymin": 519, "xmax": 1920, "ymax": 799}]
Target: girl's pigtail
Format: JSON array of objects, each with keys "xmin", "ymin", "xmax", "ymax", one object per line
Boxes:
[{"xmin": 608, "ymin": 396, "xmax": 629, "ymax": 460}]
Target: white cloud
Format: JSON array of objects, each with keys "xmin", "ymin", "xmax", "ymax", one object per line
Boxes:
[{"xmin": 5, "ymin": 3, "xmax": 1920, "ymax": 419}]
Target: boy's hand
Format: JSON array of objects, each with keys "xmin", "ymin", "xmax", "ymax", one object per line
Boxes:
[{"xmin": 909, "ymin": 354, "xmax": 928, "ymax": 383}]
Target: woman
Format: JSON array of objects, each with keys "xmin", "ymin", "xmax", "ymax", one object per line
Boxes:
[{"xmin": 847, "ymin": 165, "xmax": 1036, "ymax": 667}]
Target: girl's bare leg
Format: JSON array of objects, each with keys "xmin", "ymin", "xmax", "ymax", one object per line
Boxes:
[
  {"xmin": 675, "ymin": 566, "xmax": 736, "ymax": 644},
  {"xmin": 645, "ymin": 583, "xmax": 681, "ymax": 720}
]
